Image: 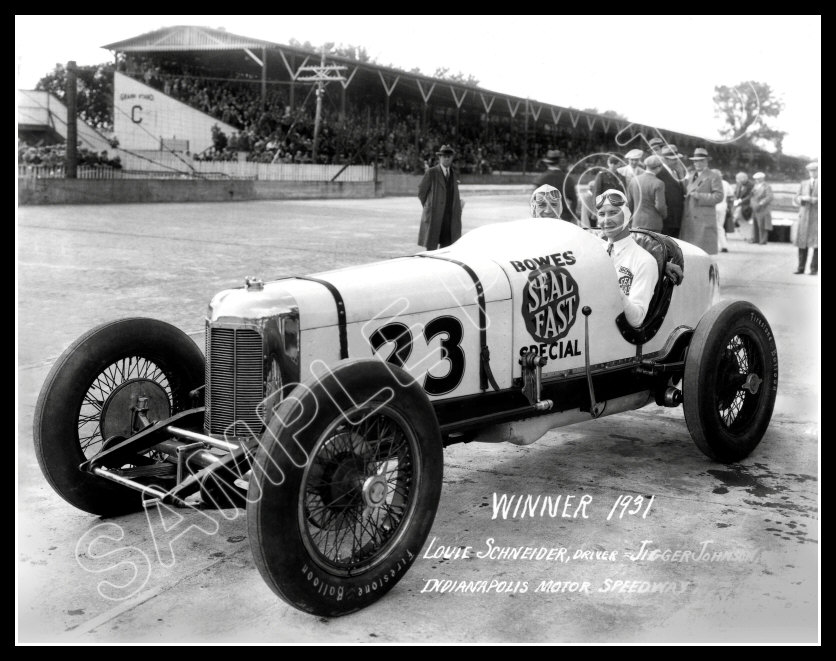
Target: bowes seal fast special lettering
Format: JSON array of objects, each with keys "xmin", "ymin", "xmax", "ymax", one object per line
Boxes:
[{"xmin": 522, "ymin": 265, "xmax": 580, "ymax": 344}]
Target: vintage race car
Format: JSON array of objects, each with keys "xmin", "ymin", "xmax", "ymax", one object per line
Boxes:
[{"xmin": 34, "ymin": 218, "xmax": 778, "ymax": 617}]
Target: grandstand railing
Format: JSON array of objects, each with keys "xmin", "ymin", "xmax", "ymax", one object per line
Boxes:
[{"xmin": 18, "ymin": 162, "xmax": 375, "ymax": 182}]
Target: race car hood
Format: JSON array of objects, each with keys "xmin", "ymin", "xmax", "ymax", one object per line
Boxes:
[{"xmin": 208, "ymin": 250, "xmax": 512, "ymax": 330}]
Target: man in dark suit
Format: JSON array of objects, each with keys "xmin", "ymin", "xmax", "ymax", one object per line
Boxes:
[
  {"xmin": 658, "ymin": 145, "xmax": 686, "ymax": 237},
  {"xmin": 662, "ymin": 144, "xmax": 689, "ymax": 182},
  {"xmin": 417, "ymin": 145, "xmax": 464, "ymax": 250},
  {"xmin": 533, "ymin": 150, "xmax": 578, "ymax": 222},
  {"xmin": 591, "ymin": 155, "xmax": 627, "ymax": 200}
]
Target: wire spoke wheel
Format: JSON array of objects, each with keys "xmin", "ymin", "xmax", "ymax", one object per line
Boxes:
[
  {"xmin": 34, "ymin": 318, "xmax": 205, "ymax": 515},
  {"xmin": 300, "ymin": 407, "xmax": 419, "ymax": 575},
  {"xmin": 248, "ymin": 359, "xmax": 443, "ymax": 617},
  {"xmin": 79, "ymin": 356, "xmax": 174, "ymax": 459},
  {"xmin": 684, "ymin": 301, "xmax": 778, "ymax": 463},
  {"xmin": 715, "ymin": 333, "xmax": 764, "ymax": 432}
]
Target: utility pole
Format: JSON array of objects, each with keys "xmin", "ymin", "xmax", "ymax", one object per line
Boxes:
[
  {"xmin": 65, "ymin": 61, "xmax": 78, "ymax": 179},
  {"xmin": 297, "ymin": 48, "xmax": 345, "ymax": 162},
  {"xmin": 312, "ymin": 48, "xmax": 325, "ymax": 160},
  {"xmin": 523, "ymin": 98, "xmax": 529, "ymax": 175}
]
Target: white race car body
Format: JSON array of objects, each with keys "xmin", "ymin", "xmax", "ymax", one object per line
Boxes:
[{"xmin": 208, "ymin": 219, "xmax": 716, "ymax": 420}]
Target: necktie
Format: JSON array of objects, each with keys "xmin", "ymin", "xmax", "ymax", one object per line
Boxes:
[
  {"xmin": 607, "ymin": 242, "xmax": 613, "ymax": 256},
  {"xmin": 692, "ymin": 172, "xmax": 699, "ymax": 183}
]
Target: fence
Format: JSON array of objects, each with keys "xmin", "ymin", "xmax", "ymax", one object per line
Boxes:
[
  {"xmin": 18, "ymin": 161, "xmax": 375, "ymax": 182},
  {"xmin": 18, "ymin": 165, "xmax": 230, "ymax": 180}
]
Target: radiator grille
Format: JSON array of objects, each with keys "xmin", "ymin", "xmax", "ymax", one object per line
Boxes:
[{"xmin": 205, "ymin": 325, "xmax": 264, "ymax": 437}]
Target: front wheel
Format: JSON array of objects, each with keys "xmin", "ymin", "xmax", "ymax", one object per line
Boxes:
[
  {"xmin": 248, "ymin": 359, "xmax": 443, "ymax": 616},
  {"xmin": 683, "ymin": 300, "xmax": 778, "ymax": 462},
  {"xmin": 33, "ymin": 318, "xmax": 205, "ymax": 515}
]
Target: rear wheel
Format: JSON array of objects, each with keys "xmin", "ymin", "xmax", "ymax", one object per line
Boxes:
[
  {"xmin": 248, "ymin": 359, "xmax": 443, "ymax": 616},
  {"xmin": 683, "ymin": 301, "xmax": 778, "ymax": 462},
  {"xmin": 33, "ymin": 318, "xmax": 205, "ymax": 515}
]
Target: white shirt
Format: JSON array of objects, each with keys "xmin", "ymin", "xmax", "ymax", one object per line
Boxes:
[
  {"xmin": 441, "ymin": 165, "xmax": 450, "ymax": 179},
  {"xmin": 607, "ymin": 236, "xmax": 659, "ymax": 328}
]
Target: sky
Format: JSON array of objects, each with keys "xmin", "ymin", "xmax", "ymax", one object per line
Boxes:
[{"xmin": 15, "ymin": 14, "xmax": 821, "ymax": 158}]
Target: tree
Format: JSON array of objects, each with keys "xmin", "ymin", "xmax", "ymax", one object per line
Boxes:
[
  {"xmin": 323, "ymin": 42, "xmax": 373, "ymax": 63},
  {"xmin": 713, "ymin": 81, "xmax": 786, "ymax": 153},
  {"xmin": 432, "ymin": 67, "xmax": 480, "ymax": 87},
  {"xmin": 35, "ymin": 62, "xmax": 115, "ymax": 130},
  {"xmin": 289, "ymin": 39, "xmax": 375, "ymax": 63},
  {"xmin": 580, "ymin": 108, "xmax": 629, "ymax": 120},
  {"xmin": 288, "ymin": 38, "xmax": 316, "ymax": 52}
]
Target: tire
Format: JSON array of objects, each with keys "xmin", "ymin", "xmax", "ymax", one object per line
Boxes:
[
  {"xmin": 248, "ymin": 359, "xmax": 443, "ymax": 616},
  {"xmin": 683, "ymin": 300, "xmax": 778, "ymax": 462},
  {"xmin": 33, "ymin": 318, "xmax": 205, "ymax": 516}
]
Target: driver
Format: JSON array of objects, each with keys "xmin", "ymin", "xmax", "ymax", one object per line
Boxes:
[{"xmin": 596, "ymin": 189, "xmax": 661, "ymax": 328}]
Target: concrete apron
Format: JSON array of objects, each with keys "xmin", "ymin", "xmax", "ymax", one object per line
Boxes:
[{"xmin": 17, "ymin": 197, "xmax": 818, "ymax": 643}]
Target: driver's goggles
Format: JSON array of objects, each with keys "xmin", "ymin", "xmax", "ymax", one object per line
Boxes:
[{"xmin": 595, "ymin": 191, "xmax": 627, "ymax": 209}]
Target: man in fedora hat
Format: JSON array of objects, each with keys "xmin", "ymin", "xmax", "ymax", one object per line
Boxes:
[
  {"xmin": 417, "ymin": 144, "xmax": 465, "ymax": 250},
  {"xmin": 793, "ymin": 161, "xmax": 819, "ymax": 274},
  {"xmin": 680, "ymin": 147, "xmax": 724, "ymax": 255},
  {"xmin": 533, "ymin": 149, "xmax": 578, "ymax": 222},
  {"xmin": 647, "ymin": 137, "xmax": 665, "ymax": 157},
  {"xmin": 661, "ymin": 144, "xmax": 689, "ymax": 181}
]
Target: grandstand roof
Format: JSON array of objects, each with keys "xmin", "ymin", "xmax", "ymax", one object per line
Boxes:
[{"xmin": 102, "ymin": 25, "xmax": 276, "ymax": 52}]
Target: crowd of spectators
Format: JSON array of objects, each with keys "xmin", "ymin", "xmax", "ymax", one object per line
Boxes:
[
  {"xmin": 117, "ymin": 58, "xmax": 705, "ymax": 174},
  {"xmin": 18, "ymin": 143, "xmax": 122, "ymax": 169},
  {"xmin": 20, "ymin": 56, "xmax": 805, "ymax": 180}
]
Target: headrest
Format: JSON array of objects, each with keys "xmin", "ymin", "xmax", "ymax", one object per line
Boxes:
[{"xmin": 631, "ymin": 231, "xmax": 667, "ymax": 274}]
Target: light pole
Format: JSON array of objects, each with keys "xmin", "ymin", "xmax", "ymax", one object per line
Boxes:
[{"xmin": 297, "ymin": 48, "xmax": 346, "ymax": 163}]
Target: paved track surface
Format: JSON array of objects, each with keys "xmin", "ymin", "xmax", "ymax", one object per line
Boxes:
[{"xmin": 17, "ymin": 196, "xmax": 819, "ymax": 643}]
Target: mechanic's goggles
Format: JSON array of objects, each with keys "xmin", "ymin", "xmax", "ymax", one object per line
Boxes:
[
  {"xmin": 534, "ymin": 189, "xmax": 561, "ymax": 206},
  {"xmin": 595, "ymin": 190, "xmax": 627, "ymax": 210}
]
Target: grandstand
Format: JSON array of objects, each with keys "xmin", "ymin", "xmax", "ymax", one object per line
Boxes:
[
  {"xmin": 99, "ymin": 25, "xmax": 803, "ymax": 178},
  {"xmin": 19, "ymin": 24, "xmax": 807, "ymax": 185}
]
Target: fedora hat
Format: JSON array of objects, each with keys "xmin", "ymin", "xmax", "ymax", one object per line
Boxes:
[
  {"xmin": 436, "ymin": 144, "xmax": 455, "ymax": 155},
  {"xmin": 689, "ymin": 147, "xmax": 711, "ymax": 160},
  {"xmin": 660, "ymin": 145, "xmax": 681, "ymax": 158},
  {"xmin": 542, "ymin": 149, "xmax": 564, "ymax": 163},
  {"xmin": 648, "ymin": 137, "xmax": 664, "ymax": 149}
]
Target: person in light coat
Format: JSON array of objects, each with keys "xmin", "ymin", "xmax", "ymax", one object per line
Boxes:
[
  {"xmin": 793, "ymin": 161, "xmax": 819, "ymax": 275},
  {"xmin": 713, "ymin": 170, "xmax": 735, "ymax": 252},
  {"xmin": 680, "ymin": 148, "xmax": 724, "ymax": 255},
  {"xmin": 750, "ymin": 172, "xmax": 774, "ymax": 245},
  {"xmin": 627, "ymin": 155, "xmax": 668, "ymax": 231}
]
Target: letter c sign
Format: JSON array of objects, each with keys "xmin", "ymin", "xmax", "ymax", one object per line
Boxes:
[{"xmin": 131, "ymin": 105, "xmax": 143, "ymax": 124}]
